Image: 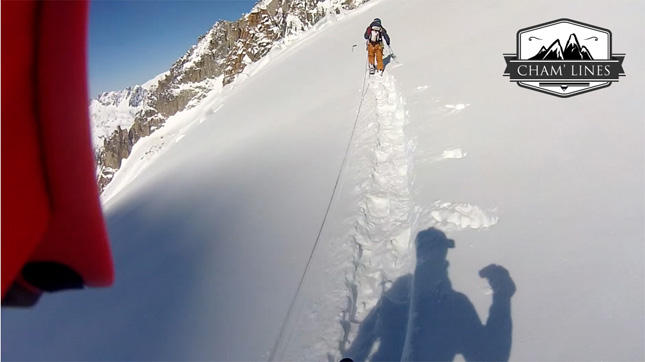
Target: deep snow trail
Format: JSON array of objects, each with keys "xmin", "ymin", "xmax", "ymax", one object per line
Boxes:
[
  {"xmin": 340, "ymin": 72, "xmax": 418, "ymax": 353},
  {"xmin": 272, "ymin": 69, "xmax": 419, "ymax": 362}
]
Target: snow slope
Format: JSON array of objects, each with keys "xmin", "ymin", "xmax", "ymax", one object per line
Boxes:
[{"xmin": 3, "ymin": 1, "xmax": 643, "ymax": 361}]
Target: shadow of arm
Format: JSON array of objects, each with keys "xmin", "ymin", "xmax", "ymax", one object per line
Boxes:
[{"xmin": 476, "ymin": 265, "xmax": 515, "ymax": 361}]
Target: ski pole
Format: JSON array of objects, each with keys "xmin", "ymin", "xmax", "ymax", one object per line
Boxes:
[{"xmin": 388, "ymin": 45, "xmax": 396, "ymax": 58}]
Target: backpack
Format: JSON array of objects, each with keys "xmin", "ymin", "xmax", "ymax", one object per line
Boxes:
[{"xmin": 369, "ymin": 25, "xmax": 382, "ymax": 43}]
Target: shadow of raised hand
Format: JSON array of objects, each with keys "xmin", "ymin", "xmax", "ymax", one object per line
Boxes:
[{"xmin": 480, "ymin": 264, "xmax": 516, "ymax": 299}]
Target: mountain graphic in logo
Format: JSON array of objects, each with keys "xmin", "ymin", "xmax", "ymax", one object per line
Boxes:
[
  {"xmin": 529, "ymin": 34, "xmax": 593, "ymax": 60},
  {"xmin": 504, "ymin": 19, "xmax": 626, "ymax": 97}
]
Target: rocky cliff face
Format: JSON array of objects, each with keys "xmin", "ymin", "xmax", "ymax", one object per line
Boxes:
[{"xmin": 94, "ymin": 0, "xmax": 370, "ymax": 193}]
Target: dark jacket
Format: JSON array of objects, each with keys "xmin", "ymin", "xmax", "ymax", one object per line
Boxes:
[{"xmin": 364, "ymin": 21, "xmax": 390, "ymax": 46}]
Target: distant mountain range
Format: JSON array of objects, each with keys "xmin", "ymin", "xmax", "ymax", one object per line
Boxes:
[
  {"xmin": 529, "ymin": 33, "xmax": 593, "ymax": 60},
  {"xmin": 91, "ymin": 0, "xmax": 371, "ymax": 193}
]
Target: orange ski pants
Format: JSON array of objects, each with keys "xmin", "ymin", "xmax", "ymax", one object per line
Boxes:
[{"xmin": 367, "ymin": 42, "xmax": 384, "ymax": 71}]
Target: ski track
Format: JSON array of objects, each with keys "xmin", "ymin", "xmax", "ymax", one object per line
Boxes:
[{"xmin": 338, "ymin": 72, "xmax": 418, "ymax": 357}]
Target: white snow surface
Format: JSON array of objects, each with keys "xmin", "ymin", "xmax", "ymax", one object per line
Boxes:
[{"xmin": 3, "ymin": 1, "xmax": 644, "ymax": 361}]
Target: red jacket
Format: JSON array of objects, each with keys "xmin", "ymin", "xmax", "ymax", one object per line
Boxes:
[{"xmin": 2, "ymin": 0, "xmax": 114, "ymax": 306}]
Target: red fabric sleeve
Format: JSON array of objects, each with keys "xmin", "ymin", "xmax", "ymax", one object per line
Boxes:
[
  {"xmin": 2, "ymin": 0, "xmax": 114, "ymax": 297},
  {"xmin": 1, "ymin": 0, "xmax": 51, "ymax": 297}
]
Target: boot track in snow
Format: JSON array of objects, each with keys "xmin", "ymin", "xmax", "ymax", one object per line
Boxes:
[
  {"xmin": 269, "ymin": 71, "xmax": 419, "ymax": 362},
  {"xmin": 339, "ymin": 72, "xmax": 418, "ymax": 355}
]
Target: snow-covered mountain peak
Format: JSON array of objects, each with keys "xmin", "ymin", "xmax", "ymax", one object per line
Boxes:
[
  {"xmin": 566, "ymin": 33, "xmax": 580, "ymax": 47},
  {"xmin": 89, "ymin": 72, "xmax": 167, "ymax": 147},
  {"xmin": 93, "ymin": 71, "xmax": 167, "ymax": 109},
  {"xmin": 95, "ymin": 86, "xmax": 138, "ymax": 107},
  {"xmin": 141, "ymin": 71, "xmax": 169, "ymax": 90}
]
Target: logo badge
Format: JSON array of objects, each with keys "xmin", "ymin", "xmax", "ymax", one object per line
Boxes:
[{"xmin": 504, "ymin": 19, "xmax": 625, "ymax": 97}]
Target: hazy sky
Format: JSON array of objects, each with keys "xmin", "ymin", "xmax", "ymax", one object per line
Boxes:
[{"xmin": 88, "ymin": 0, "xmax": 257, "ymax": 97}]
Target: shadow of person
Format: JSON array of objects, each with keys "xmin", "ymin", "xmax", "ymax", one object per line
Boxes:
[
  {"xmin": 344, "ymin": 274, "xmax": 413, "ymax": 362},
  {"xmin": 343, "ymin": 228, "xmax": 516, "ymax": 362},
  {"xmin": 383, "ymin": 54, "xmax": 393, "ymax": 68}
]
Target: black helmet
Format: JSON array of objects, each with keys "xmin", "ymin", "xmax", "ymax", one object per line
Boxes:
[{"xmin": 373, "ymin": 18, "xmax": 381, "ymax": 24}]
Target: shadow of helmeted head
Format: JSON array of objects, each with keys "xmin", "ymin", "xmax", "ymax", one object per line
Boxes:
[{"xmin": 415, "ymin": 228, "xmax": 455, "ymax": 264}]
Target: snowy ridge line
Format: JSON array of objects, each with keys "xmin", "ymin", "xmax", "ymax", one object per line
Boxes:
[
  {"xmin": 340, "ymin": 72, "xmax": 417, "ymax": 356},
  {"xmin": 100, "ymin": 76, "xmax": 226, "ymax": 205},
  {"xmin": 268, "ymin": 59, "xmax": 372, "ymax": 362},
  {"xmin": 103, "ymin": 0, "xmax": 357, "ymax": 202},
  {"xmin": 90, "ymin": 71, "xmax": 169, "ymax": 148},
  {"xmin": 95, "ymin": 0, "xmax": 375, "ymax": 194}
]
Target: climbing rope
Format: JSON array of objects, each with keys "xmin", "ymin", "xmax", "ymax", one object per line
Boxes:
[{"xmin": 268, "ymin": 59, "xmax": 372, "ymax": 361}]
